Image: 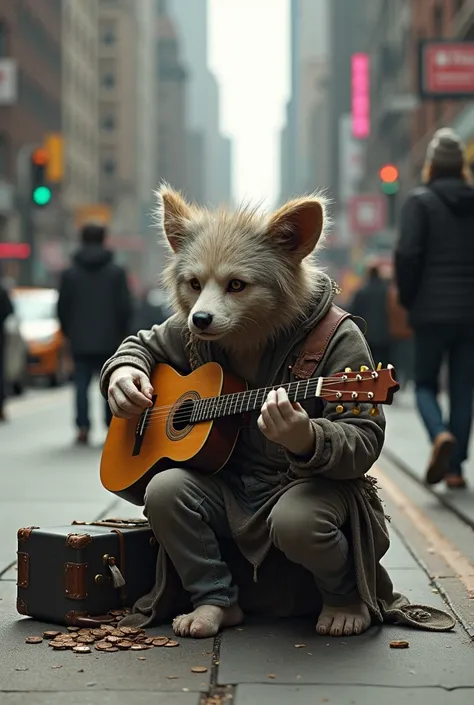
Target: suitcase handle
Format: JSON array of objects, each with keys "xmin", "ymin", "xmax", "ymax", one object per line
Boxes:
[{"xmin": 65, "ymin": 612, "xmax": 116, "ymax": 627}]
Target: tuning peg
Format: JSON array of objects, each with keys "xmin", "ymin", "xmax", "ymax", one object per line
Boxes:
[
  {"xmin": 376, "ymin": 362, "xmax": 382, "ymax": 371},
  {"xmin": 352, "ymin": 406, "xmax": 361, "ymax": 416},
  {"xmin": 345, "ymin": 367, "xmax": 352, "ymax": 372},
  {"xmin": 370, "ymin": 405, "xmax": 380, "ymax": 417},
  {"xmin": 360, "ymin": 365, "xmax": 369, "ymax": 372},
  {"xmin": 387, "ymin": 363, "xmax": 394, "ymax": 369},
  {"xmin": 336, "ymin": 404, "xmax": 344, "ymax": 414}
]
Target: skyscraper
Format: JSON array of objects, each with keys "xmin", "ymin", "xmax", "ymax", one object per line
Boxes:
[{"xmin": 169, "ymin": 0, "xmax": 232, "ymax": 206}]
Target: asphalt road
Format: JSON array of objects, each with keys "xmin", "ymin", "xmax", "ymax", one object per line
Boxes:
[{"xmin": 0, "ymin": 385, "xmax": 473, "ymax": 704}]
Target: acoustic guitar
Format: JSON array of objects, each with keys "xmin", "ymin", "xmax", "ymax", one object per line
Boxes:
[{"xmin": 100, "ymin": 361, "xmax": 399, "ymax": 505}]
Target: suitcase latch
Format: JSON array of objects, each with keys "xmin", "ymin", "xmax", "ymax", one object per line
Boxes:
[{"xmin": 94, "ymin": 554, "xmax": 126, "ymax": 589}]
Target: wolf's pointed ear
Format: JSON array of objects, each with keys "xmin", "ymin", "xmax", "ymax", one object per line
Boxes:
[
  {"xmin": 267, "ymin": 197, "xmax": 325, "ymax": 259},
  {"xmin": 156, "ymin": 185, "xmax": 192, "ymax": 252}
]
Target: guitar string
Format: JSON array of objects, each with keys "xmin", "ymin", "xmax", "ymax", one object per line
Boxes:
[
  {"xmin": 141, "ymin": 384, "xmax": 382, "ymax": 428},
  {"xmin": 137, "ymin": 373, "xmax": 380, "ymax": 421}
]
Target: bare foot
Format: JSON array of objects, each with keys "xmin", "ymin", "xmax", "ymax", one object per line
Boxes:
[
  {"xmin": 172, "ymin": 603, "xmax": 244, "ymax": 638},
  {"xmin": 316, "ymin": 600, "xmax": 371, "ymax": 637}
]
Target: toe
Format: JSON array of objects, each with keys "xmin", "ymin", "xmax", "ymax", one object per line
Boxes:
[
  {"xmin": 316, "ymin": 616, "xmax": 333, "ymax": 636},
  {"xmin": 343, "ymin": 617, "xmax": 355, "ymax": 636},
  {"xmin": 353, "ymin": 618, "xmax": 364, "ymax": 635},
  {"xmin": 329, "ymin": 614, "xmax": 346, "ymax": 637},
  {"xmin": 173, "ymin": 614, "xmax": 193, "ymax": 637},
  {"xmin": 190, "ymin": 618, "xmax": 216, "ymax": 638}
]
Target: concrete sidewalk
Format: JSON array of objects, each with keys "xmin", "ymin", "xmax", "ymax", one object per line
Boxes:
[
  {"xmin": 1, "ymin": 387, "xmax": 473, "ymax": 704},
  {"xmin": 385, "ymin": 390, "xmax": 474, "ymax": 525}
]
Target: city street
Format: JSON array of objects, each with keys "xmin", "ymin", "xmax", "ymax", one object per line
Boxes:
[{"xmin": 0, "ymin": 386, "xmax": 473, "ymax": 704}]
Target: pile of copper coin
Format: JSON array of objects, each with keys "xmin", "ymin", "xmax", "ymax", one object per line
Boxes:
[{"xmin": 25, "ymin": 610, "xmax": 179, "ymax": 654}]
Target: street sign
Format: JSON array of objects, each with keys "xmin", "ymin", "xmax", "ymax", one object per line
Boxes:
[
  {"xmin": 0, "ymin": 58, "xmax": 17, "ymax": 105},
  {"xmin": 419, "ymin": 40, "xmax": 474, "ymax": 99},
  {"xmin": 0, "ymin": 243, "xmax": 31, "ymax": 260},
  {"xmin": 349, "ymin": 194, "xmax": 386, "ymax": 236}
]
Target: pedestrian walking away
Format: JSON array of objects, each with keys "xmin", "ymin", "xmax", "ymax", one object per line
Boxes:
[
  {"xmin": 57, "ymin": 222, "xmax": 133, "ymax": 444},
  {"xmin": 0, "ymin": 282, "xmax": 14, "ymax": 422},
  {"xmin": 395, "ymin": 127, "xmax": 474, "ymax": 490},
  {"xmin": 347, "ymin": 261, "xmax": 391, "ymax": 368}
]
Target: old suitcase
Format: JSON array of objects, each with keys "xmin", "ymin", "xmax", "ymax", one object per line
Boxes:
[{"xmin": 16, "ymin": 518, "xmax": 158, "ymax": 626}]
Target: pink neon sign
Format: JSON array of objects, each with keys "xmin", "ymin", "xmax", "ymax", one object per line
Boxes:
[{"xmin": 351, "ymin": 53, "xmax": 370, "ymax": 139}]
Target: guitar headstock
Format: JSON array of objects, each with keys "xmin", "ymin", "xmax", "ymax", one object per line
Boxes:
[{"xmin": 320, "ymin": 365, "xmax": 400, "ymax": 407}]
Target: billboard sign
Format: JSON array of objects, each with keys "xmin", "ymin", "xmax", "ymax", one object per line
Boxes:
[
  {"xmin": 0, "ymin": 58, "xmax": 17, "ymax": 105},
  {"xmin": 349, "ymin": 194, "xmax": 386, "ymax": 236},
  {"xmin": 351, "ymin": 53, "xmax": 370, "ymax": 139},
  {"xmin": 419, "ymin": 40, "xmax": 474, "ymax": 99}
]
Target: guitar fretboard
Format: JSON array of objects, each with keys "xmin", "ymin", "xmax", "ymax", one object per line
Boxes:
[{"xmin": 189, "ymin": 377, "xmax": 323, "ymax": 423}]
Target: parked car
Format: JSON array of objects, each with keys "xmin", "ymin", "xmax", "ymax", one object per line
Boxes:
[
  {"xmin": 4, "ymin": 311, "xmax": 29, "ymax": 396},
  {"xmin": 11, "ymin": 287, "xmax": 72, "ymax": 387}
]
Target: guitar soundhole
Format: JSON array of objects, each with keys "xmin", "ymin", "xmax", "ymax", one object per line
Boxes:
[
  {"xmin": 166, "ymin": 390, "xmax": 200, "ymax": 442},
  {"xmin": 172, "ymin": 399, "xmax": 194, "ymax": 431}
]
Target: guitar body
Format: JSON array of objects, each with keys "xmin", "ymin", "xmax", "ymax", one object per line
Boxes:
[{"xmin": 100, "ymin": 362, "xmax": 246, "ymax": 506}]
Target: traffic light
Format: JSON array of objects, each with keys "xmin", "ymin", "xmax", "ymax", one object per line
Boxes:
[
  {"xmin": 379, "ymin": 164, "xmax": 400, "ymax": 196},
  {"xmin": 30, "ymin": 147, "xmax": 52, "ymax": 207}
]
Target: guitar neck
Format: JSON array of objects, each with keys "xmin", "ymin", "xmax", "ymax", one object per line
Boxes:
[{"xmin": 190, "ymin": 378, "xmax": 322, "ymax": 424}]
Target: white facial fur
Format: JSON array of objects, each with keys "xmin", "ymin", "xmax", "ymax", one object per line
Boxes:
[{"xmin": 156, "ymin": 186, "xmax": 328, "ymax": 351}]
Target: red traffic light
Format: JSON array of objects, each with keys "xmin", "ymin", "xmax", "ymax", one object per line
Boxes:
[
  {"xmin": 32, "ymin": 148, "xmax": 49, "ymax": 167},
  {"xmin": 379, "ymin": 164, "xmax": 399, "ymax": 183}
]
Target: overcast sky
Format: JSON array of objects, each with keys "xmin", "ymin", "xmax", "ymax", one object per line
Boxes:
[{"xmin": 208, "ymin": 0, "xmax": 290, "ymax": 208}]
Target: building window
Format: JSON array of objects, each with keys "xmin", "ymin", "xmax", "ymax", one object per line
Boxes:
[
  {"xmin": 0, "ymin": 21, "xmax": 8, "ymax": 57},
  {"xmin": 102, "ymin": 158, "xmax": 116, "ymax": 176},
  {"xmin": 101, "ymin": 21, "xmax": 117, "ymax": 45},
  {"xmin": 101, "ymin": 72, "xmax": 116, "ymax": 89},
  {"xmin": 101, "ymin": 114, "xmax": 116, "ymax": 130},
  {"xmin": 434, "ymin": 2, "xmax": 443, "ymax": 36},
  {"xmin": 0, "ymin": 133, "xmax": 8, "ymax": 177}
]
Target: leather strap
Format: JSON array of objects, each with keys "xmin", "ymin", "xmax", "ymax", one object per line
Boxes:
[
  {"xmin": 111, "ymin": 528, "xmax": 127, "ymax": 603},
  {"xmin": 291, "ymin": 304, "xmax": 351, "ymax": 380}
]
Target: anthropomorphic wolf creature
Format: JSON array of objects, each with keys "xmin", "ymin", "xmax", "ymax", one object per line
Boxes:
[{"xmin": 99, "ymin": 186, "xmax": 454, "ymax": 639}]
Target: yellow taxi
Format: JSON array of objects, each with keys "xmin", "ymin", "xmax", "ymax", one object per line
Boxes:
[{"xmin": 11, "ymin": 287, "xmax": 72, "ymax": 386}]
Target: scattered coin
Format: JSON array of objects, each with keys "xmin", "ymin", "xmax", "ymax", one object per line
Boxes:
[
  {"xmin": 191, "ymin": 666, "xmax": 208, "ymax": 674},
  {"xmin": 106, "ymin": 647, "xmax": 119, "ymax": 653},
  {"xmin": 389, "ymin": 640, "xmax": 409, "ymax": 649},
  {"xmin": 73, "ymin": 646, "xmax": 92, "ymax": 654},
  {"xmin": 119, "ymin": 627, "xmax": 134, "ymax": 635},
  {"xmin": 100, "ymin": 625, "xmax": 115, "ymax": 633},
  {"xmin": 267, "ymin": 673, "xmax": 277, "ymax": 679},
  {"xmin": 67, "ymin": 626, "xmax": 80, "ymax": 632},
  {"xmin": 116, "ymin": 640, "xmax": 133, "ymax": 650},
  {"xmin": 91, "ymin": 629, "xmax": 107, "ymax": 639},
  {"xmin": 15, "ymin": 667, "xmax": 28, "ymax": 671},
  {"xmin": 25, "ymin": 636, "xmax": 43, "ymax": 644},
  {"xmin": 130, "ymin": 644, "xmax": 150, "ymax": 651},
  {"xmin": 153, "ymin": 637, "xmax": 169, "ymax": 647},
  {"xmin": 51, "ymin": 665, "xmax": 63, "ymax": 669},
  {"xmin": 95, "ymin": 641, "xmax": 112, "ymax": 651},
  {"xmin": 166, "ymin": 675, "xmax": 179, "ymax": 680},
  {"xmin": 294, "ymin": 644, "xmax": 306, "ymax": 648},
  {"xmin": 43, "ymin": 631, "xmax": 61, "ymax": 639},
  {"xmin": 110, "ymin": 629, "xmax": 124, "ymax": 637},
  {"xmin": 110, "ymin": 610, "xmax": 124, "ymax": 617},
  {"xmin": 105, "ymin": 636, "xmax": 121, "ymax": 644},
  {"xmin": 137, "ymin": 656, "xmax": 147, "ymax": 661},
  {"xmin": 77, "ymin": 636, "xmax": 95, "ymax": 644},
  {"xmin": 164, "ymin": 640, "xmax": 179, "ymax": 648},
  {"xmin": 52, "ymin": 644, "xmax": 68, "ymax": 651},
  {"xmin": 78, "ymin": 629, "xmax": 91, "ymax": 635}
]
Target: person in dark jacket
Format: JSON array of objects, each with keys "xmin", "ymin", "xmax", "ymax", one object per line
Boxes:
[
  {"xmin": 58, "ymin": 223, "xmax": 133, "ymax": 443},
  {"xmin": 395, "ymin": 127, "xmax": 474, "ymax": 489},
  {"xmin": 348, "ymin": 261, "xmax": 391, "ymax": 367},
  {"xmin": 0, "ymin": 282, "xmax": 14, "ymax": 422}
]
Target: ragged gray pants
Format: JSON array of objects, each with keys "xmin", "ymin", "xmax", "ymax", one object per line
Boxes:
[{"xmin": 144, "ymin": 468, "xmax": 359, "ymax": 610}]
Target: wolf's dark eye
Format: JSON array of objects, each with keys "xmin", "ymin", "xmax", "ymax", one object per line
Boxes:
[
  {"xmin": 228, "ymin": 279, "xmax": 246, "ymax": 292},
  {"xmin": 189, "ymin": 278, "xmax": 201, "ymax": 291}
]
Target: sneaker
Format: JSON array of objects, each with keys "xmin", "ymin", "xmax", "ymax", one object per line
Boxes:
[
  {"xmin": 425, "ymin": 431, "xmax": 456, "ymax": 485},
  {"xmin": 76, "ymin": 428, "xmax": 89, "ymax": 445},
  {"xmin": 445, "ymin": 474, "xmax": 467, "ymax": 490}
]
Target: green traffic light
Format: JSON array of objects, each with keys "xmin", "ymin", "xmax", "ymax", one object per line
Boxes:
[
  {"xmin": 33, "ymin": 186, "xmax": 52, "ymax": 206},
  {"xmin": 381, "ymin": 181, "xmax": 399, "ymax": 196}
]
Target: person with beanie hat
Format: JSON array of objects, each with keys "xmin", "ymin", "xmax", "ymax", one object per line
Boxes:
[{"xmin": 395, "ymin": 127, "xmax": 474, "ymax": 490}]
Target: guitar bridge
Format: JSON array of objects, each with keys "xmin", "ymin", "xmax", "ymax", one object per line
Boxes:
[{"xmin": 132, "ymin": 395, "xmax": 157, "ymax": 457}]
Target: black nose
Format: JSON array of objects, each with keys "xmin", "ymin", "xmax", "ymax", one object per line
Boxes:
[{"xmin": 192, "ymin": 312, "xmax": 213, "ymax": 330}]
